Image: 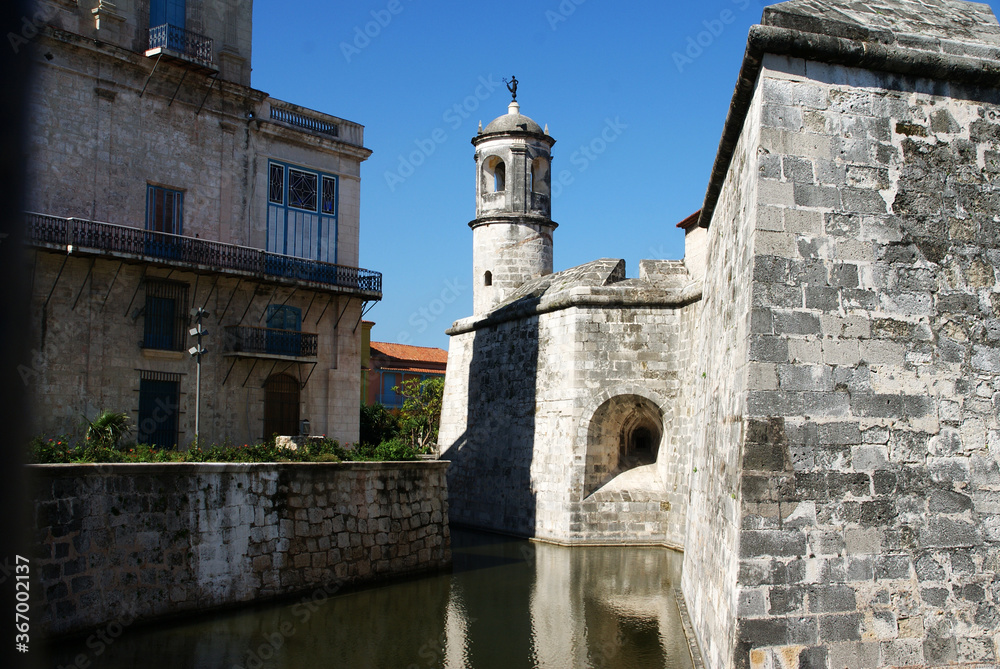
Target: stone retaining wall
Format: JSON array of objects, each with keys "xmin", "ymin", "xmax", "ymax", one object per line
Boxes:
[{"xmin": 30, "ymin": 462, "xmax": 450, "ymax": 638}]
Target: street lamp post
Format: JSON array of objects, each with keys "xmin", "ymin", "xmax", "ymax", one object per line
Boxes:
[{"xmin": 188, "ymin": 307, "xmax": 210, "ymax": 444}]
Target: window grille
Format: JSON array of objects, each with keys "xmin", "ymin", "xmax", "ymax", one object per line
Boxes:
[
  {"xmin": 143, "ymin": 280, "xmax": 188, "ymax": 351},
  {"xmin": 321, "ymin": 176, "xmax": 336, "ymax": 214},
  {"xmin": 269, "ymin": 163, "xmax": 284, "ymax": 204},
  {"xmin": 288, "ymin": 169, "xmax": 318, "ymax": 211}
]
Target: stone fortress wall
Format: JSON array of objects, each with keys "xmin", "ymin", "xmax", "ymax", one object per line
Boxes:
[
  {"xmin": 31, "ymin": 462, "xmax": 450, "ymax": 638},
  {"xmin": 440, "ymin": 0, "xmax": 1000, "ymax": 666},
  {"xmin": 690, "ymin": 1, "xmax": 1000, "ymax": 665}
]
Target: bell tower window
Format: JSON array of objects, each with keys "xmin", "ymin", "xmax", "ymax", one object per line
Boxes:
[
  {"xmin": 484, "ymin": 271, "xmax": 492, "ymax": 286},
  {"xmin": 484, "ymin": 156, "xmax": 506, "ymax": 193},
  {"xmin": 531, "ymin": 157, "xmax": 550, "ymax": 195}
]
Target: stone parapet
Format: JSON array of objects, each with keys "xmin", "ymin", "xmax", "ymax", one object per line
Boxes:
[{"xmin": 29, "ymin": 462, "xmax": 451, "ymax": 638}]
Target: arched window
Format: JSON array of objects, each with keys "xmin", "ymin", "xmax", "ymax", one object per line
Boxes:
[
  {"xmin": 484, "ymin": 271, "xmax": 493, "ymax": 286},
  {"xmin": 531, "ymin": 157, "xmax": 550, "ymax": 195},
  {"xmin": 264, "ymin": 374, "xmax": 300, "ymax": 438},
  {"xmin": 484, "ymin": 156, "xmax": 506, "ymax": 193},
  {"xmin": 494, "ymin": 161, "xmax": 506, "ymax": 192}
]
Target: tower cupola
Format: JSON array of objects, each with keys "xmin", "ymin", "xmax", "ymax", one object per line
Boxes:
[{"xmin": 470, "ymin": 83, "xmax": 556, "ymax": 315}]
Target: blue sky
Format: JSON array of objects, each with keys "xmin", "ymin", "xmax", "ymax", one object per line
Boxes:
[{"xmin": 251, "ymin": 0, "xmax": 1000, "ymax": 350}]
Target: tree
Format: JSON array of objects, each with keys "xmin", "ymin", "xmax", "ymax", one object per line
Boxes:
[
  {"xmin": 394, "ymin": 377, "xmax": 444, "ymax": 451},
  {"xmin": 359, "ymin": 402, "xmax": 400, "ymax": 447}
]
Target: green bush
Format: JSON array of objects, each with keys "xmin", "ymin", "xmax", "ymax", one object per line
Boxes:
[
  {"xmin": 374, "ymin": 438, "xmax": 419, "ymax": 461},
  {"xmin": 28, "ymin": 436, "xmax": 75, "ymax": 464},
  {"xmin": 360, "ymin": 403, "xmax": 400, "ymax": 446},
  {"xmin": 26, "ymin": 435, "xmax": 421, "ymax": 464},
  {"xmin": 83, "ymin": 410, "xmax": 131, "ymax": 450}
]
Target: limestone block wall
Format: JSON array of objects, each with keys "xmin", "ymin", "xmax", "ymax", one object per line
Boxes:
[
  {"xmin": 472, "ymin": 222, "xmax": 554, "ymax": 315},
  {"xmin": 557, "ymin": 304, "xmax": 690, "ymax": 548},
  {"xmin": 30, "ymin": 462, "xmax": 450, "ymax": 638},
  {"xmin": 440, "ymin": 316, "xmax": 542, "ymax": 536},
  {"xmin": 732, "ymin": 56, "xmax": 1000, "ymax": 667},
  {"xmin": 441, "ymin": 296, "xmax": 695, "ymax": 547},
  {"xmin": 681, "ymin": 70, "xmax": 763, "ymax": 669}
]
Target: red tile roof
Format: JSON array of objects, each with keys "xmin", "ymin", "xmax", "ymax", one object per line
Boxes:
[
  {"xmin": 378, "ymin": 367, "xmax": 447, "ymax": 375},
  {"xmin": 676, "ymin": 210, "xmax": 701, "ymax": 229},
  {"xmin": 370, "ymin": 341, "xmax": 448, "ymax": 365}
]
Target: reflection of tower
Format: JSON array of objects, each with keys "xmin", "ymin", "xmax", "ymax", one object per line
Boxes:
[{"xmin": 471, "ymin": 100, "xmax": 557, "ymax": 315}]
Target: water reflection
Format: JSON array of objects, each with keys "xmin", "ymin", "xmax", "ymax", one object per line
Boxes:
[{"xmin": 48, "ymin": 529, "xmax": 691, "ymax": 669}]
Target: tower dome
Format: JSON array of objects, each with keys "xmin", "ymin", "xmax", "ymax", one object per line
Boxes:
[
  {"xmin": 470, "ymin": 96, "xmax": 557, "ymax": 316},
  {"xmin": 482, "ymin": 101, "xmax": 545, "ymax": 135}
]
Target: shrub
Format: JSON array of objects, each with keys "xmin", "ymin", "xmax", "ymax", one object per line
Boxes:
[
  {"xmin": 25, "ymin": 435, "xmax": 422, "ymax": 463},
  {"xmin": 360, "ymin": 403, "xmax": 400, "ymax": 446},
  {"xmin": 27, "ymin": 436, "xmax": 75, "ymax": 464},
  {"xmin": 373, "ymin": 438, "xmax": 419, "ymax": 461},
  {"xmin": 83, "ymin": 410, "xmax": 131, "ymax": 450}
]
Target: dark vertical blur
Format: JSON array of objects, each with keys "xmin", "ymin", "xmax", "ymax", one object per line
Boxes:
[{"xmin": 0, "ymin": 0, "xmax": 38, "ymax": 668}]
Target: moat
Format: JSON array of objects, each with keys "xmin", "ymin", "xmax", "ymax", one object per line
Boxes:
[{"xmin": 47, "ymin": 529, "xmax": 693, "ymax": 669}]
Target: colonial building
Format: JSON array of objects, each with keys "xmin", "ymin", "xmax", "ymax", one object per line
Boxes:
[
  {"xmin": 366, "ymin": 341, "xmax": 447, "ymax": 409},
  {"xmin": 440, "ymin": 0, "xmax": 1000, "ymax": 666},
  {"xmin": 23, "ymin": 0, "xmax": 380, "ymax": 447}
]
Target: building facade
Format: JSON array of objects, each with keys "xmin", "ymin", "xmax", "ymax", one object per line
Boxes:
[
  {"xmin": 439, "ymin": 1, "xmax": 1000, "ymax": 666},
  {"xmin": 23, "ymin": 0, "xmax": 381, "ymax": 447},
  {"xmin": 366, "ymin": 340, "xmax": 447, "ymax": 410}
]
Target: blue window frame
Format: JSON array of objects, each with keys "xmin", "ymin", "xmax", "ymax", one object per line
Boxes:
[
  {"xmin": 265, "ymin": 305, "xmax": 303, "ymax": 356},
  {"xmin": 266, "ymin": 160, "xmax": 338, "ymax": 264},
  {"xmin": 266, "ymin": 305, "xmax": 302, "ymax": 331},
  {"xmin": 147, "ymin": 185, "xmax": 183, "ymax": 235},
  {"xmin": 381, "ymin": 373, "xmax": 400, "ymax": 408}
]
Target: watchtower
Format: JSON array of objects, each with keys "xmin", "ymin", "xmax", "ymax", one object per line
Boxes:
[{"xmin": 470, "ymin": 97, "xmax": 557, "ymax": 315}]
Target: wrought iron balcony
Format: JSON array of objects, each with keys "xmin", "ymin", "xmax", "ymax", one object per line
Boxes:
[
  {"xmin": 224, "ymin": 326, "xmax": 318, "ymax": 359},
  {"xmin": 147, "ymin": 24, "xmax": 214, "ymax": 69},
  {"xmin": 24, "ymin": 213, "xmax": 382, "ymax": 298}
]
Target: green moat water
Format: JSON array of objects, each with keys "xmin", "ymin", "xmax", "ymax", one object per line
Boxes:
[{"xmin": 49, "ymin": 529, "xmax": 693, "ymax": 669}]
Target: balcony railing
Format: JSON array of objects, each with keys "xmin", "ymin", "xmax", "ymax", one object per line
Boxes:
[
  {"xmin": 270, "ymin": 105, "xmax": 339, "ymax": 138},
  {"xmin": 24, "ymin": 213, "xmax": 382, "ymax": 296},
  {"xmin": 147, "ymin": 24, "xmax": 213, "ymax": 68},
  {"xmin": 224, "ymin": 326, "xmax": 318, "ymax": 358}
]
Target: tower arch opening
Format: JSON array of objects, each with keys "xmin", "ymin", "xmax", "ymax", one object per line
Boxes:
[
  {"xmin": 584, "ymin": 394, "xmax": 663, "ymax": 497},
  {"xmin": 531, "ymin": 157, "xmax": 550, "ymax": 195},
  {"xmin": 483, "ymin": 155, "xmax": 506, "ymax": 193},
  {"xmin": 484, "ymin": 271, "xmax": 492, "ymax": 286}
]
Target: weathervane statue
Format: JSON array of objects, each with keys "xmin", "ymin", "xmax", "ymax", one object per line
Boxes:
[{"xmin": 504, "ymin": 75, "xmax": 518, "ymax": 102}]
